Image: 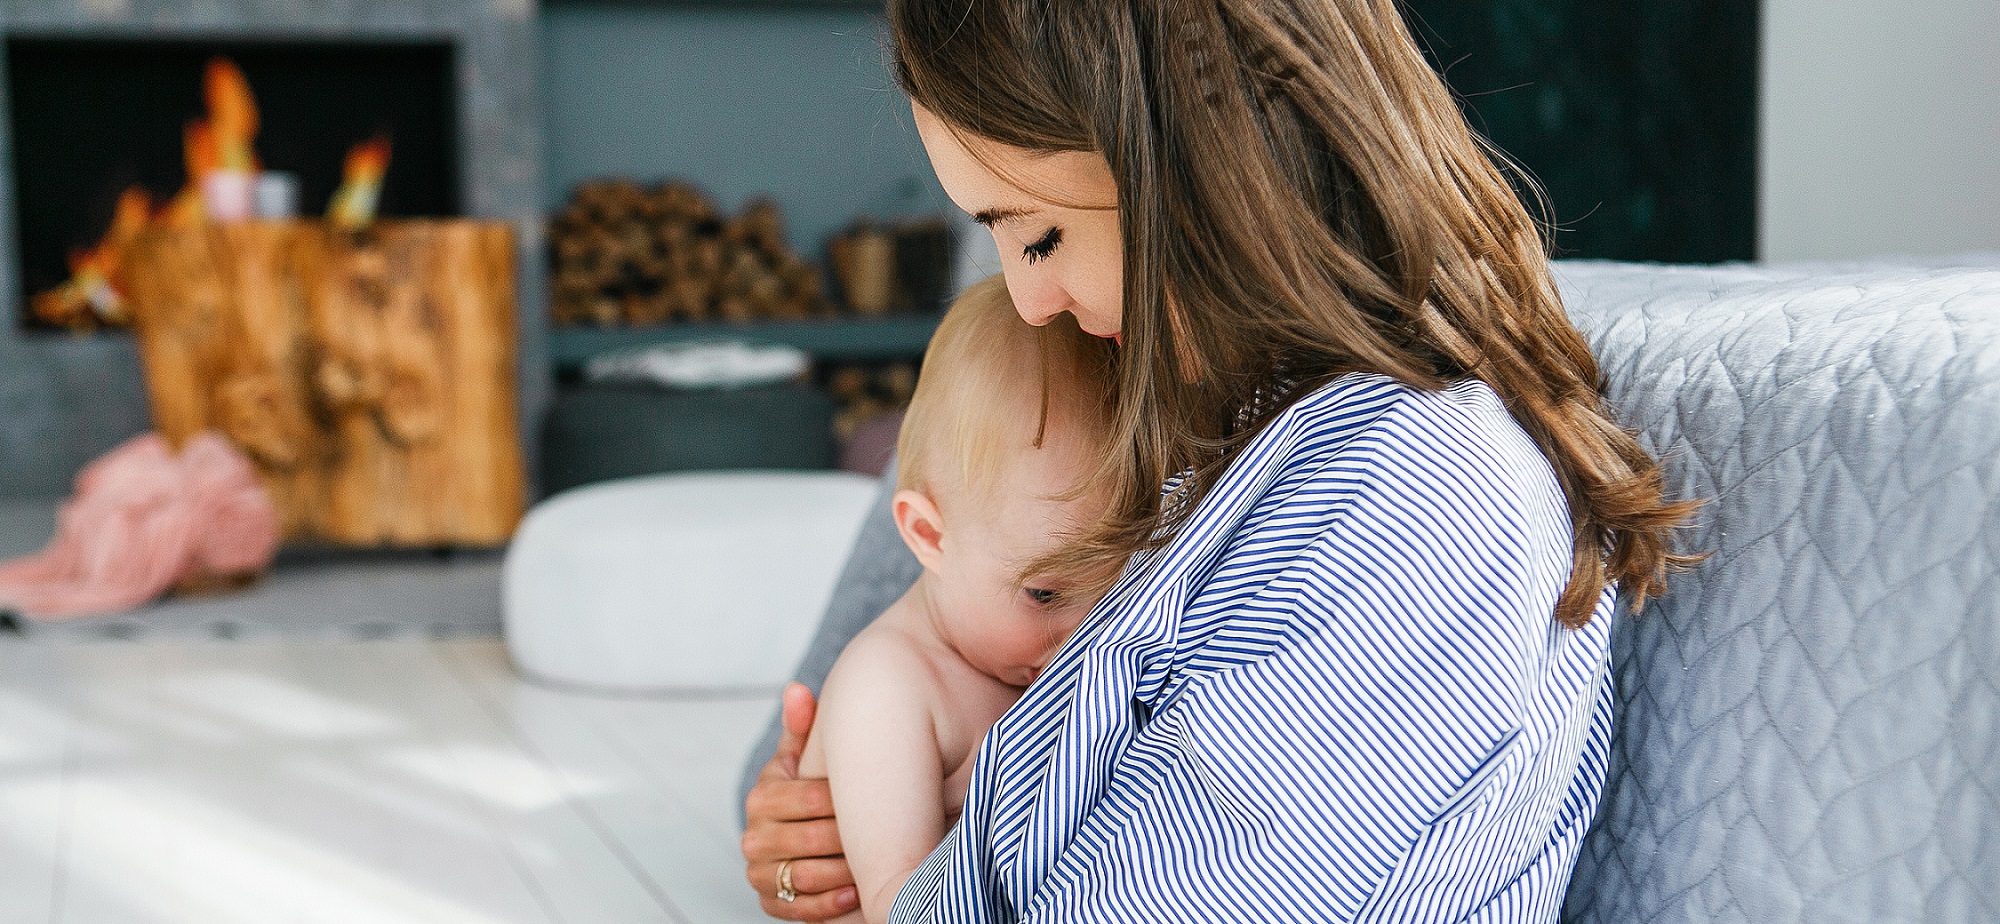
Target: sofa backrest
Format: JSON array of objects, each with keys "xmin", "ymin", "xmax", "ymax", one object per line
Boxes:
[{"xmin": 1556, "ymin": 259, "xmax": 2000, "ymax": 924}]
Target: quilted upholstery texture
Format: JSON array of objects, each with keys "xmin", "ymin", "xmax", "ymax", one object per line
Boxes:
[{"xmin": 1556, "ymin": 260, "xmax": 2000, "ymax": 923}]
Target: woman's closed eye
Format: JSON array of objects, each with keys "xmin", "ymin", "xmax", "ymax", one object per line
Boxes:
[
  {"xmin": 1023, "ymin": 587, "xmax": 1061, "ymax": 607},
  {"xmin": 1021, "ymin": 227, "xmax": 1062, "ymax": 264}
]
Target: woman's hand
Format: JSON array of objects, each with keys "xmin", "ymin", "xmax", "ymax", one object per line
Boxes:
[{"xmin": 743, "ymin": 683, "xmax": 861, "ymax": 922}]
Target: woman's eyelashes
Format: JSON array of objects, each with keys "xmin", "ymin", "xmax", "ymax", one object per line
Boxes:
[{"xmin": 1021, "ymin": 227, "xmax": 1062, "ymax": 264}]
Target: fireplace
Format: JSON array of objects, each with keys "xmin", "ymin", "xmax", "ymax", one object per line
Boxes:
[
  {"xmin": 0, "ymin": 0, "xmax": 542, "ymax": 498},
  {"xmin": 7, "ymin": 36, "xmax": 462, "ymax": 332}
]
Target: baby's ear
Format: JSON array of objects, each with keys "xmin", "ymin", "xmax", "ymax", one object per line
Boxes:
[{"xmin": 891, "ymin": 488, "xmax": 948, "ymax": 571}]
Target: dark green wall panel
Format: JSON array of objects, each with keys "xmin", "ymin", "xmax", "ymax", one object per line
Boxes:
[{"xmin": 1404, "ymin": 0, "xmax": 1758, "ymax": 262}]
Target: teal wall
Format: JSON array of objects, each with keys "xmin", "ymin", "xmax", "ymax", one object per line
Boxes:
[
  {"xmin": 1404, "ymin": 0, "xmax": 1757, "ymax": 262},
  {"xmin": 543, "ymin": 0, "xmax": 1756, "ymax": 264},
  {"xmin": 542, "ymin": 6, "xmax": 953, "ymax": 255}
]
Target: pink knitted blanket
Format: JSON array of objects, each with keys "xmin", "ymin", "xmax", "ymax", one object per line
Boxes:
[{"xmin": 0, "ymin": 432, "xmax": 280, "ymax": 620}]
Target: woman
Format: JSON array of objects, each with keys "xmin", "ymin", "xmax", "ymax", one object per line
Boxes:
[{"xmin": 743, "ymin": 0, "xmax": 1693, "ymax": 919}]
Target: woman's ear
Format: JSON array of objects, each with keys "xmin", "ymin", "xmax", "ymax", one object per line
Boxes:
[{"xmin": 891, "ymin": 488, "xmax": 948, "ymax": 572}]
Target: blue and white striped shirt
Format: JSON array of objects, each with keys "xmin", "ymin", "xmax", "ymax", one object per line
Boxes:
[{"xmin": 891, "ymin": 374, "xmax": 1614, "ymax": 923}]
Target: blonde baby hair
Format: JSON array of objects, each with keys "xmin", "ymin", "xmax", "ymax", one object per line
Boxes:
[{"xmin": 895, "ymin": 275, "xmax": 1118, "ymax": 510}]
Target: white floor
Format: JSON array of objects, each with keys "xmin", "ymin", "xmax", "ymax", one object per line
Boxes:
[{"xmin": 0, "ymin": 636, "xmax": 779, "ymax": 924}]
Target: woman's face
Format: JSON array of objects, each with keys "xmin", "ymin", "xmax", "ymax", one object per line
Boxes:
[{"xmin": 914, "ymin": 103, "xmax": 1125, "ymax": 338}]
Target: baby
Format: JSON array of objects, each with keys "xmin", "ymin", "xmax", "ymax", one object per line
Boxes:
[{"xmin": 798, "ymin": 276, "xmax": 1119, "ymax": 923}]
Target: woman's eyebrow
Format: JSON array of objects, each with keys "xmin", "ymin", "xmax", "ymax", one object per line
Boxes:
[{"xmin": 971, "ymin": 205, "xmax": 1038, "ymax": 227}]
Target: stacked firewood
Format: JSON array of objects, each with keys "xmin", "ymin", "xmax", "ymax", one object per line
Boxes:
[
  {"xmin": 824, "ymin": 361, "xmax": 920, "ymax": 443},
  {"xmin": 550, "ymin": 180, "xmax": 831, "ymax": 326}
]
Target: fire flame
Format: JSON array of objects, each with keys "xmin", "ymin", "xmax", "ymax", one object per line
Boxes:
[
  {"xmin": 32, "ymin": 56, "xmax": 261, "ymax": 328},
  {"xmin": 31, "ymin": 56, "xmax": 400, "ymax": 327},
  {"xmin": 328, "ymin": 135, "xmax": 392, "ymax": 231},
  {"xmin": 204, "ymin": 58, "xmax": 260, "ymax": 174},
  {"xmin": 30, "ymin": 187, "xmax": 154, "ymax": 328},
  {"xmin": 158, "ymin": 120, "xmax": 218, "ymax": 230}
]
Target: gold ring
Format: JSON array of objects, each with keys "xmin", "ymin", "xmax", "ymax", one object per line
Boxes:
[{"xmin": 776, "ymin": 858, "xmax": 798, "ymax": 903}]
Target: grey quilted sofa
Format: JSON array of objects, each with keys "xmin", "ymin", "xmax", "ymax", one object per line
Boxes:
[
  {"xmin": 1557, "ymin": 257, "xmax": 1999, "ymax": 923},
  {"xmin": 749, "ymin": 257, "xmax": 2000, "ymax": 923}
]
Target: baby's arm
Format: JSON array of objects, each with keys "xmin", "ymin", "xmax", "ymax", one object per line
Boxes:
[{"xmin": 810, "ymin": 631, "xmax": 952, "ymax": 924}]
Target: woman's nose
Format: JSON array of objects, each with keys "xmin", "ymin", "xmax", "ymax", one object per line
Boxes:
[{"xmin": 1004, "ymin": 272, "xmax": 1072, "ymax": 328}]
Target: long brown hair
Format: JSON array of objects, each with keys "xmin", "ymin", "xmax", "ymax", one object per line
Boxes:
[{"xmin": 891, "ymin": 0, "xmax": 1698, "ymax": 626}]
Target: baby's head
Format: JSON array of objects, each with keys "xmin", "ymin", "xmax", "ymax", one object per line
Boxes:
[{"xmin": 892, "ymin": 275, "xmax": 1118, "ymax": 687}]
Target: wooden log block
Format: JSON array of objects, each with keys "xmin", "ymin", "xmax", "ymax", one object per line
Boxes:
[{"xmin": 124, "ymin": 219, "xmax": 525, "ymax": 547}]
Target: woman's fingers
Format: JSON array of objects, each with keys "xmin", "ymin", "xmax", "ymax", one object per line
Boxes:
[
  {"xmin": 744, "ymin": 856, "xmax": 857, "ymax": 899},
  {"xmin": 747, "ymin": 854, "xmax": 860, "ymax": 921},
  {"xmin": 744, "ymin": 708, "xmax": 848, "ymax": 921},
  {"xmin": 741, "ymin": 814, "xmax": 845, "ymax": 863},
  {"xmin": 757, "ymin": 883, "xmax": 860, "ymax": 922},
  {"xmin": 784, "ymin": 856, "xmax": 856, "ymax": 895},
  {"xmin": 774, "ymin": 682, "xmax": 818, "ymax": 777},
  {"xmin": 744, "ymin": 776, "xmax": 836, "ymax": 824}
]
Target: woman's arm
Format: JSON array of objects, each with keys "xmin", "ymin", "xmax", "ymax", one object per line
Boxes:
[
  {"xmin": 742, "ymin": 684, "xmax": 861, "ymax": 922},
  {"xmin": 814, "ymin": 637, "xmax": 954, "ymax": 924}
]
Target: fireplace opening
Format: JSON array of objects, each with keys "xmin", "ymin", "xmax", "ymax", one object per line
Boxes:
[{"xmin": 6, "ymin": 36, "xmax": 460, "ymax": 332}]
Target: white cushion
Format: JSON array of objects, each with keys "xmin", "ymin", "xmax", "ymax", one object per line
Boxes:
[{"xmin": 503, "ymin": 471, "xmax": 879, "ymax": 694}]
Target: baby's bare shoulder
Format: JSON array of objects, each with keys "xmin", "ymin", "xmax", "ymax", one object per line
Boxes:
[{"xmin": 820, "ymin": 617, "xmax": 950, "ymax": 717}]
